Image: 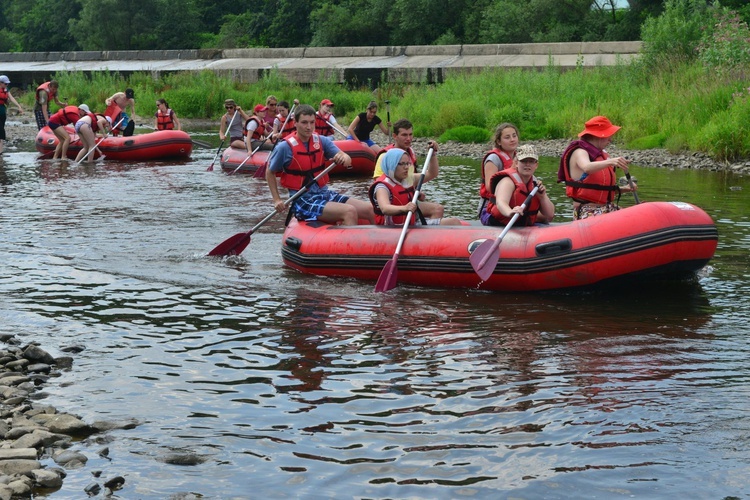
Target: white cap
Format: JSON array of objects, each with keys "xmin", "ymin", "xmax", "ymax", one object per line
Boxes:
[
  {"xmin": 78, "ymin": 104, "xmax": 90, "ymax": 113},
  {"xmin": 0, "ymin": 75, "xmax": 10, "ymax": 84}
]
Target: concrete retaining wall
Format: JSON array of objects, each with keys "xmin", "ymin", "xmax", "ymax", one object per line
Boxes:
[{"xmin": 0, "ymin": 42, "xmax": 642, "ymax": 87}]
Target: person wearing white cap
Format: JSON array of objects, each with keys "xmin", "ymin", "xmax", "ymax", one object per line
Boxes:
[
  {"xmin": 74, "ymin": 105, "xmax": 111, "ymax": 163},
  {"xmin": 484, "ymin": 144, "xmax": 555, "ymax": 227},
  {"xmin": 0, "ymin": 75, "xmax": 24, "ymax": 154}
]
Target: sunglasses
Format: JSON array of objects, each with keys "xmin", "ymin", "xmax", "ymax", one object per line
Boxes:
[{"xmin": 225, "ymin": 106, "xmax": 235, "ymax": 110}]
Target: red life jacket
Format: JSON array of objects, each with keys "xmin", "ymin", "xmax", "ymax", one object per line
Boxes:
[
  {"xmin": 278, "ymin": 113, "xmax": 296, "ymax": 138},
  {"xmin": 0, "ymin": 87, "xmax": 8, "ymax": 106},
  {"xmin": 35, "ymin": 82, "xmax": 57, "ymax": 104},
  {"xmin": 558, "ymin": 139, "xmax": 617, "ymax": 204},
  {"xmin": 48, "ymin": 106, "xmax": 81, "ymax": 126},
  {"xmin": 243, "ymin": 116, "xmax": 264, "ymax": 140},
  {"xmin": 105, "ymin": 102, "xmax": 125, "ymax": 135},
  {"xmin": 368, "ymin": 174, "xmax": 416, "ymax": 225},
  {"xmin": 280, "ymin": 133, "xmax": 328, "ymax": 190},
  {"xmin": 479, "ymin": 148, "xmax": 514, "ymax": 200},
  {"xmin": 155, "ymin": 109, "xmax": 175, "ymax": 130},
  {"xmin": 314, "ymin": 111, "xmax": 334, "ymax": 136},
  {"xmin": 485, "ymin": 168, "xmax": 541, "ymax": 226}
]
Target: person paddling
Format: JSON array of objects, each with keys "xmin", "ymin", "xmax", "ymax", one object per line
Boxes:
[
  {"xmin": 558, "ymin": 115, "xmax": 636, "ymax": 220},
  {"xmin": 485, "ymin": 144, "xmax": 554, "ymax": 226},
  {"xmin": 265, "ymin": 104, "xmax": 374, "ymax": 226}
]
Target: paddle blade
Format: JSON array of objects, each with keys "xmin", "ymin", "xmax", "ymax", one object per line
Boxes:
[
  {"xmin": 206, "ymin": 163, "xmax": 215, "ymax": 172},
  {"xmin": 374, "ymin": 256, "xmax": 399, "ymax": 293},
  {"xmin": 207, "ymin": 232, "xmax": 251, "ymax": 257},
  {"xmin": 470, "ymin": 239, "xmax": 500, "ymax": 281},
  {"xmin": 253, "ymin": 163, "xmax": 267, "ymax": 179}
]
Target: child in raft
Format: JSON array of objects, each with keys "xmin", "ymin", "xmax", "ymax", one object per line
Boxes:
[{"xmin": 369, "ymin": 147, "xmax": 461, "ymax": 226}]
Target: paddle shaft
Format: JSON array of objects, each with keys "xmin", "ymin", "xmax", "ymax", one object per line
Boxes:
[
  {"xmin": 474, "ymin": 186, "xmax": 539, "ymax": 270},
  {"xmin": 76, "ymin": 116, "xmax": 125, "ymax": 164},
  {"xmin": 326, "ymin": 116, "xmax": 349, "ymax": 138},
  {"xmin": 385, "ymin": 100, "xmax": 391, "ymax": 142},
  {"xmin": 247, "ymin": 161, "xmax": 338, "ymax": 233},
  {"xmin": 394, "ymin": 148, "xmax": 434, "ymax": 252},
  {"xmin": 252, "ymin": 104, "xmax": 297, "ymax": 179},
  {"xmin": 626, "ymin": 171, "xmax": 640, "ymax": 204},
  {"xmin": 207, "ymin": 161, "xmax": 339, "ymax": 257},
  {"xmin": 208, "ymin": 110, "xmax": 238, "ymax": 171},
  {"xmin": 230, "ymin": 139, "xmax": 267, "ymax": 175}
]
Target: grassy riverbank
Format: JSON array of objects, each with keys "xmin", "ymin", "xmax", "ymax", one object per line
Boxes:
[{"xmin": 13, "ymin": 62, "xmax": 750, "ymax": 162}]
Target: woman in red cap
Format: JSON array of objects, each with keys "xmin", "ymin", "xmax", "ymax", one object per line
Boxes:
[
  {"xmin": 557, "ymin": 115, "xmax": 636, "ymax": 220},
  {"xmin": 244, "ymin": 104, "xmax": 274, "ymax": 152},
  {"xmin": 315, "ymin": 99, "xmax": 342, "ymax": 137}
]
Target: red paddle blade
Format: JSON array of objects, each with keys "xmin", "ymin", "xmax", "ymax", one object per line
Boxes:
[
  {"xmin": 206, "ymin": 164, "xmax": 215, "ymax": 172},
  {"xmin": 374, "ymin": 256, "xmax": 399, "ymax": 292},
  {"xmin": 470, "ymin": 239, "xmax": 500, "ymax": 281},
  {"xmin": 207, "ymin": 232, "xmax": 251, "ymax": 257},
  {"xmin": 253, "ymin": 163, "xmax": 267, "ymax": 179}
]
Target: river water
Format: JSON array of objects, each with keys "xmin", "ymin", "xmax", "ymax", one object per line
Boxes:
[{"xmin": 1, "ymin": 133, "xmax": 749, "ymax": 499}]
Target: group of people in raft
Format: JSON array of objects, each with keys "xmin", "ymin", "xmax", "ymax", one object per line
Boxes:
[
  {"xmin": 29, "ymin": 80, "xmax": 182, "ymax": 162},
  {"xmin": 218, "ymin": 95, "xmax": 389, "ymax": 157},
  {"xmin": 254, "ymin": 100, "xmax": 636, "ymax": 228}
]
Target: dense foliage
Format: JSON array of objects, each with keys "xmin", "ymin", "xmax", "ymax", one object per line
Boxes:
[
  {"xmin": 5, "ymin": 0, "xmax": 750, "ymax": 160},
  {"xmin": 0, "ymin": 0, "xmax": 743, "ymax": 52}
]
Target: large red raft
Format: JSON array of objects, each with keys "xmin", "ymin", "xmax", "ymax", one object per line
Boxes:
[
  {"xmin": 219, "ymin": 139, "xmax": 377, "ymax": 176},
  {"xmin": 281, "ymin": 201, "xmax": 718, "ymax": 292},
  {"xmin": 35, "ymin": 126, "xmax": 192, "ymax": 161}
]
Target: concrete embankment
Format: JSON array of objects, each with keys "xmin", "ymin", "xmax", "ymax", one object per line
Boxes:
[{"xmin": 0, "ymin": 42, "xmax": 642, "ymax": 87}]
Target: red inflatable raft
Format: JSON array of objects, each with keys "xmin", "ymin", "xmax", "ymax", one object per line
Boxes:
[
  {"xmin": 281, "ymin": 201, "xmax": 718, "ymax": 292},
  {"xmin": 35, "ymin": 126, "xmax": 192, "ymax": 161},
  {"xmin": 219, "ymin": 140, "xmax": 376, "ymax": 176}
]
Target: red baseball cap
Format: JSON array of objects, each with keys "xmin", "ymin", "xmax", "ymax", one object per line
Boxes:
[
  {"xmin": 254, "ymin": 104, "xmax": 267, "ymax": 113},
  {"xmin": 320, "ymin": 99, "xmax": 334, "ymax": 106}
]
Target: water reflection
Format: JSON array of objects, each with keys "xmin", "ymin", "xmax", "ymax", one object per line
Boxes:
[{"xmin": 2, "ymin": 143, "xmax": 750, "ymax": 498}]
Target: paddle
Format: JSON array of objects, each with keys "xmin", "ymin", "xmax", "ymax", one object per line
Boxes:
[
  {"xmin": 207, "ymin": 110, "xmax": 238, "ymax": 171},
  {"xmin": 191, "ymin": 139, "xmax": 212, "ymax": 148},
  {"xmin": 325, "ymin": 116, "xmax": 349, "ymax": 139},
  {"xmin": 374, "ymin": 147, "xmax": 435, "ymax": 293},
  {"xmin": 385, "ymin": 100, "xmax": 391, "ymax": 143},
  {"xmin": 75, "ymin": 116, "xmax": 125, "ymax": 165},
  {"xmin": 469, "ymin": 185, "xmax": 539, "ymax": 282},
  {"xmin": 229, "ymin": 139, "xmax": 268, "ymax": 175},
  {"xmin": 207, "ymin": 161, "xmax": 339, "ymax": 257},
  {"xmin": 625, "ymin": 171, "xmax": 640, "ymax": 204},
  {"xmin": 253, "ymin": 103, "xmax": 297, "ymax": 179}
]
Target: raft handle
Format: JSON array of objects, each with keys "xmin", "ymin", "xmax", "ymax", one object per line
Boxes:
[
  {"xmin": 535, "ymin": 239, "xmax": 572, "ymax": 257},
  {"xmin": 285, "ymin": 237, "xmax": 303, "ymax": 251}
]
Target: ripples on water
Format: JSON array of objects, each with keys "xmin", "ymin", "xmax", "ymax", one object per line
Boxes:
[{"xmin": 1, "ymin": 141, "xmax": 750, "ymax": 498}]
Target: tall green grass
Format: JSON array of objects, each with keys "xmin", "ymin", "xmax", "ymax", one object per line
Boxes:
[{"xmin": 16, "ymin": 62, "xmax": 750, "ymax": 161}]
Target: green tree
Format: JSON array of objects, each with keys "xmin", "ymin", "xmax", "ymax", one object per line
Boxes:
[
  {"xmin": 309, "ymin": 0, "xmax": 390, "ymax": 47},
  {"xmin": 640, "ymin": 0, "xmax": 711, "ymax": 68}
]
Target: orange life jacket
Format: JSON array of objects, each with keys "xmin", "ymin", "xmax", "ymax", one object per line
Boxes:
[
  {"xmin": 243, "ymin": 116, "xmax": 264, "ymax": 141},
  {"xmin": 485, "ymin": 168, "xmax": 541, "ymax": 226},
  {"xmin": 155, "ymin": 109, "xmax": 175, "ymax": 130},
  {"xmin": 479, "ymin": 148, "xmax": 514, "ymax": 200},
  {"xmin": 314, "ymin": 111, "xmax": 334, "ymax": 136},
  {"xmin": 278, "ymin": 113, "xmax": 296, "ymax": 138},
  {"xmin": 0, "ymin": 87, "xmax": 8, "ymax": 107},
  {"xmin": 280, "ymin": 133, "xmax": 328, "ymax": 190},
  {"xmin": 35, "ymin": 82, "xmax": 57, "ymax": 104},
  {"xmin": 48, "ymin": 106, "xmax": 81, "ymax": 126},
  {"xmin": 558, "ymin": 139, "xmax": 617, "ymax": 204}
]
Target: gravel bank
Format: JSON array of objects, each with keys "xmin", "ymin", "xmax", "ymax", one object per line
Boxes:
[{"xmin": 4, "ymin": 116, "xmax": 750, "ymax": 175}]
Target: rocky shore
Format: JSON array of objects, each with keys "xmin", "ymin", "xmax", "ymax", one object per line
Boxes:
[
  {"xmin": 4, "ymin": 116, "xmax": 750, "ymax": 174},
  {"xmin": 0, "ymin": 335, "xmax": 133, "ymax": 498}
]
